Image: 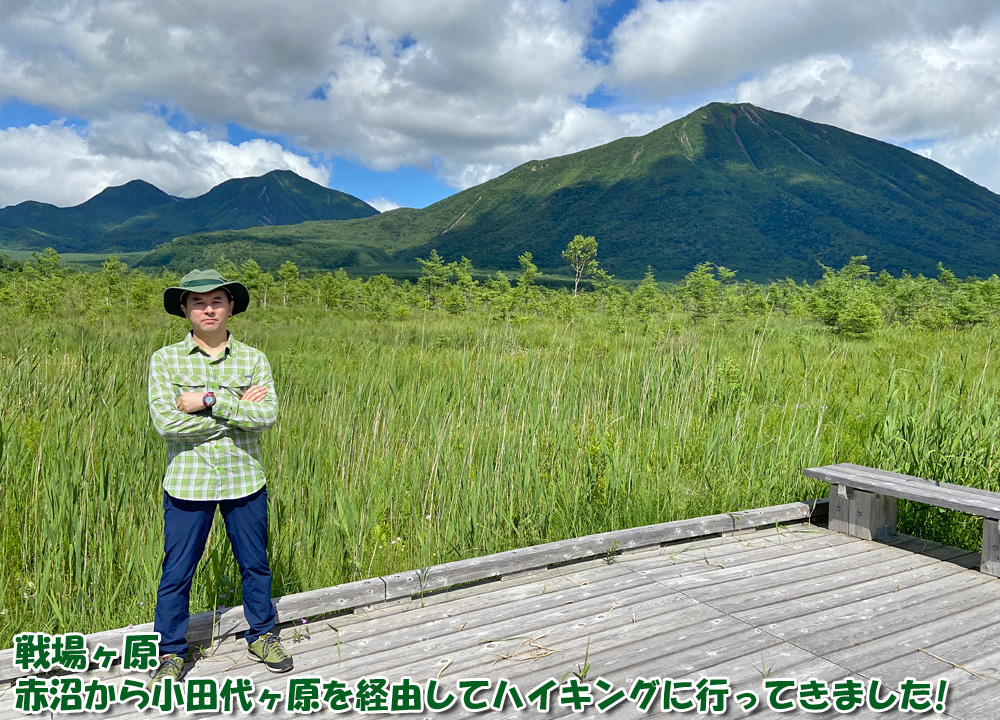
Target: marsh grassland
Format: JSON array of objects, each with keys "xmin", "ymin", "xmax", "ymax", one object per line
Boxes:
[{"xmin": 2, "ymin": 307, "xmax": 999, "ymax": 646}]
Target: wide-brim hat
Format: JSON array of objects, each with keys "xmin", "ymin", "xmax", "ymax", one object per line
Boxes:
[{"xmin": 163, "ymin": 269, "xmax": 250, "ymax": 318}]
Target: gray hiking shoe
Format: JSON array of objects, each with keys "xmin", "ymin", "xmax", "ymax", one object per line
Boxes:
[{"xmin": 247, "ymin": 633, "xmax": 293, "ymax": 673}]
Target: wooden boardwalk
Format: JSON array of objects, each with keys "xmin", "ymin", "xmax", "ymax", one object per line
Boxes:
[{"xmin": 3, "ymin": 504, "xmax": 1000, "ymax": 718}]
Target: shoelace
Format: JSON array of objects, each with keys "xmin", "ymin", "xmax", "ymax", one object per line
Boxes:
[
  {"xmin": 156, "ymin": 656, "xmax": 182, "ymax": 676},
  {"xmin": 263, "ymin": 635, "xmax": 289, "ymax": 660}
]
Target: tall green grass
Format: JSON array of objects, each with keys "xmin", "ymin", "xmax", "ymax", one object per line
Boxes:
[{"xmin": 2, "ymin": 309, "xmax": 998, "ymax": 646}]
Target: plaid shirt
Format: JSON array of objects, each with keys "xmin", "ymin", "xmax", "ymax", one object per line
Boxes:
[{"xmin": 148, "ymin": 333, "xmax": 278, "ymax": 501}]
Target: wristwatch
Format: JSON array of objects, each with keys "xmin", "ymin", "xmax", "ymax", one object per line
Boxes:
[{"xmin": 202, "ymin": 391, "xmax": 217, "ymax": 409}]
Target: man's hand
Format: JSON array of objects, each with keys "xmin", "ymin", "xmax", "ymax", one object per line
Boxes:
[
  {"xmin": 241, "ymin": 386, "xmax": 268, "ymax": 402},
  {"xmin": 176, "ymin": 391, "xmax": 209, "ymax": 413},
  {"xmin": 176, "ymin": 387, "xmax": 267, "ymax": 413}
]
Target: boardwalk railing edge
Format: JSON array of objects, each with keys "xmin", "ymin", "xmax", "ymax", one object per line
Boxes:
[{"xmin": 0, "ymin": 499, "xmax": 826, "ymax": 684}]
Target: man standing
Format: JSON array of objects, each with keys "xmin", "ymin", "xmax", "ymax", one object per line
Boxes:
[{"xmin": 147, "ymin": 269, "xmax": 292, "ymax": 685}]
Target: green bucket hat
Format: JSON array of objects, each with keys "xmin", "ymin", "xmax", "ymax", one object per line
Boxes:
[{"xmin": 163, "ymin": 269, "xmax": 250, "ymax": 318}]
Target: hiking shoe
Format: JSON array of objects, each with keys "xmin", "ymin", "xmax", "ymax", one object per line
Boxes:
[
  {"xmin": 147, "ymin": 654, "xmax": 184, "ymax": 688},
  {"xmin": 247, "ymin": 633, "xmax": 293, "ymax": 673}
]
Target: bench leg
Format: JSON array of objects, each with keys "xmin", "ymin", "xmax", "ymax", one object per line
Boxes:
[
  {"xmin": 982, "ymin": 519, "xmax": 1000, "ymax": 576},
  {"xmin": 828, "ymin": 484, "xmax": 898, "ymax": 542}
]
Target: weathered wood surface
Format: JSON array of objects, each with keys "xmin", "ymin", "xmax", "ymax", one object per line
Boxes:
[
  {"xmin": 806, "ymin": 463, "xmax": 1000, "ymax": 518},
  {"xmin": 4, "ymin": 517, "xmax": 999, "ymax": 720},
  {"xmin": 982, "ymin": 517, "xmax": 1000, "ymax": 575},
  {"xmin": 381, "ymin": 500, "xmax": 825, "ymax": 601},
  {"xmin": 827, "ymin": 483, "xmax": 899, "ymax": 542},
  {"xmin": 0, "ymin": 500, "xmax": 824, "ymax": 685}
]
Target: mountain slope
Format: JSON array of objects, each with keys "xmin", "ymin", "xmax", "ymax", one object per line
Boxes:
[
  {"xmin": 141, "ymin": 103, "xmax": 1000, "ymax": 280},
  {"xmin": 0, "ymin": 170, "xmax": 378, "ymax": 253}
]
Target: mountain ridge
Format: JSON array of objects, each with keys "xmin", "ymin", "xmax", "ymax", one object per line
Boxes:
[
  {"xmin": 7, "ymin": 102, "xmax": 1000, "ymax": 281},
  {"xmin": 141, "ymin": 102, "xmax": 1000, "ymax": 280},
  {"xmin": 0, "ymin": 170, "xmax": 379, "ymax": 253}
]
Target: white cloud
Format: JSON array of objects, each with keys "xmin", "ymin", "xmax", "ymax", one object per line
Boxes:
[
  {"xmin": 0, "ymin": 0, "xmax": 617, "ymax": 190},
  {"xmin": 5, "ymin": 0, "xmax": 1000, "ymax": 200},
  {"xmin": 609, "ymin": 0, "xmax": 998, "ymax": 98},
  {"xmin": 366, "ymin": 197, "xmax": 401, "ymax": 212},
  {"xmin": 917, "ymin": 130, "xmax": 1000, "ymax": 195},
  {"xmin": 732, "ymin": 22, "xmax": 1000, "ymax": 192},
  {"xmin": 0, "ymin": 114, "xmax": 329, "ymax": 208}
]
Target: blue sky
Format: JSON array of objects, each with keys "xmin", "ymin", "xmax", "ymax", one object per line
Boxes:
[{"xmin": 2, "ymin": 1, "xmax": 1000, "ymax": 211}]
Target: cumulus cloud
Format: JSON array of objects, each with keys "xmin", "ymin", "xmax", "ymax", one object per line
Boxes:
[
  {"xmin": 5, "ymin": 0, "xmax": 1000, "ymax": 200},
  {"xmin": 609, "ymin": 0, "xmax": 998, "ymax": 98},
  {"xmin": 366, "ymin": 197, "xmax": 401, "ymax": 213},
  {"xmin": 732, "ymin": 22, "xmax": 1000, "ymax": 191},
  {"xmin": 917, "ymin": 129, "xmax": 1000, "ymax": 195},
  {"xmin": 0, "ymin": 114, "xmax": 329, "ymax": 208},
  {"xmin": 0, "ymin": 0, "xmax": 623, "ymax": 190}
]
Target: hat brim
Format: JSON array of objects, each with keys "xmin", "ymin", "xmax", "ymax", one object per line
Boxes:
[{"xmin": 163, "ymin": 281, "xmax": 250, "ymax": 317}]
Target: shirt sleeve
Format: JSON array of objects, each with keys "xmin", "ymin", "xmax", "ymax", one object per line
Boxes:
[
  {"xmin": 148, "ymin": 351, "xmax": 229, "ymax": 442},
  {"xmin": 211, "ymin": 352, "xmax": 279, "ymax": 433}
]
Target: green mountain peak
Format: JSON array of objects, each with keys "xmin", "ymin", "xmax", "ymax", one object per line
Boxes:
[
  {"xmin": 0, "ymin": 171, "xmax": 378, "ymax": 254},
  {"xmin": 141, "ymin": 101, "xmax": 1000, "ymax": 280}
]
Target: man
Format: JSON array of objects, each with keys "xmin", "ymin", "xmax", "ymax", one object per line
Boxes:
[{"xmin": 147, "ymin": 269, "xmax": 292, "ymax": 686}]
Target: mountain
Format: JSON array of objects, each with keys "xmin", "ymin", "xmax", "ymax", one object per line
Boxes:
[
  {"xmin": 140, "ymin": 103, "xmax": 1000, "ymax": 281},
  {"xmin": 0, "ymin": 170, "xmax": 378, "ymax": 253}
]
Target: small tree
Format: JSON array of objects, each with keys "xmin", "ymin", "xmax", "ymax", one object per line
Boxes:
[
  {"xmin": 836, "ymin": 287, "xmax": 883, "ymax": 337},
  {"xmin": 681, "ymin": 262, "xmax": 721, "ymax": 318},
  {"xmin": 32, "ymin": 248, "xmax": 63, "ymax": 278},
  {"xmin": 214, "ymin": 254, "xmax": 240, "ymax": 282},
  {"xmin": 631, "ymin": 267, "xmax": 665, "ymax": 319},
  {"xmin": 416, "ymin": 249, "xmax": 452, "ymax": 307},
  {"xmin": 454, "ymin": 257, "xmax": 479, "ymax": 306},
  {"xmin": 276, "ymin": 260, "xmax": 301, "ymax": 307},
  {"xmin": 517, "ymin": 251, "xmax": 538, "ymax": 308},
  {"xmin": 240, "ymin": 259, "xmax": 272, "ymax": 309},
  {"xmin": 563, "ymin": 235, "xmax": 598, "ymax": 295}
]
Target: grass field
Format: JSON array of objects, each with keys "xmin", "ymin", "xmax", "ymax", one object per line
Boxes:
[{"xmin": 2, "ymin": 306, "xmax": 998, "ymax": 647}]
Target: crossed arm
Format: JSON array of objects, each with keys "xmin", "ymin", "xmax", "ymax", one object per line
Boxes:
[{"xmin": 148, "ymin": 353, "xmax": 278, "ymax": 441}]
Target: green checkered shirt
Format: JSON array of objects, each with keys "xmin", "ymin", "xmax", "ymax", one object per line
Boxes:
[{"xmin": 148, "ymin": 333, "xmax": 278, "ymax": 501}]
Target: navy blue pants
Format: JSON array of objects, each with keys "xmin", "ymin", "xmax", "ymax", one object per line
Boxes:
[{"xmin": 154, "ymin": 487, "xmax": 275, "ymax": 657}]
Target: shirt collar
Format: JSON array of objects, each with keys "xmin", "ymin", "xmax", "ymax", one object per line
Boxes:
[{"xmin": 184, "ymin": 331, "xmax": 238, "ymax": 358}]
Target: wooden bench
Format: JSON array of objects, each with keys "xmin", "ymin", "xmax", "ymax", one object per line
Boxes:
[{"xmin": 804, "ymin": 462, "xmax": 1000, "ymax": 576}]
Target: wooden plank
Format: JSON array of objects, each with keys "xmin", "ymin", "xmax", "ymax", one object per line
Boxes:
[
  {"xmin": 839, "ymin": 462, "xmax": 1000, "ymax": 504},
  {"xmin": 827, "ymin": 484, "xmax": 898, "ymax": 541},
  {"xmin": 161, "ymin": 571, "xmax": 687, "ymax": 695},
  {"xmin": 981, "ymin": 517, "xmax": 1000, "ymax": 575},
  {"xmin": 0, "ymin": 568, "xmax": 674, "ymax": 719},
  {"xmin": 689, "ymin": 547, "xmax": 963, "ymax": 617},
  {"xmin": 0, "ymin": 577, "xmax": 385, "ymax": 685},
  {"xmin": 382, "ymin": 501, "xmax": 821, "ymax": 601},
  {"xmin": 726, "ymin": 536, "xmax": 988, "ymax": 610},
  {"xmin": 805, "ymin": 464, "xmax": 1000, "ymax": 518},
  {"xmin": 7, "ymin": 523, "xmax": 988, "ymax": 720},
  {"xmin": 828, "ymin": 483, "xmax": 852, "ymax": 534},
  {"xmin": 934, "ymin": 647, "xmax": 1000, "ymax": 719},
  {"xmin": 860, "ymin": 618, "xmax": 1000, "ymax": 685},
  {"xmin": 0, "ymin": 503, "xmax": 820, "ymax": 684},
  {"xmin": 790, "ymin": 577, "xmax": 999, "ymax": 663},
  {"xmin": 851, "ymin": 488, "xmax": 898, "ymax": 542},
  {"xmin": 251, "ymin": 538, "xmax": 815, "ymax": 686},
  {"xmin": 625, "ymin": 534, "xmax": 908, "ymax": 598},
  {"xmin": 607, "ymin": 534, "xmax": 855, "ymax": 598},
  {"xmin": 360, "ymin": 590, "xmax": 723, "ymax": 687},
  {"xmin": 733, "ymin": 559, "xmax": 992, "ymax": 643},
  {"xmin": 490, "ymin": 618, "xmax": 792, "ymax": 719}
]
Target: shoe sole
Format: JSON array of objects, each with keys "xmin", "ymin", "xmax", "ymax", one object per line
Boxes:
[{"xmin": 246, "ymin": 647, "xmax": 293, "ymax": 673}]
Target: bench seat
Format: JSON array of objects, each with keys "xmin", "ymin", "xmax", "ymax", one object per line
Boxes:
[{"xmin": 804, "ymin": 463, "xmax": 1000, "ymax": 576}]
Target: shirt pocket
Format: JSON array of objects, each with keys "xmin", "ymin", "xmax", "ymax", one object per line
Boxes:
[
  {"xmin": 218, "ymin": 373, "xmax": 253, "ymax": 398},
  {"xmin": 171, "ymin": 374, "xmax": 204, "ymax": 392}
]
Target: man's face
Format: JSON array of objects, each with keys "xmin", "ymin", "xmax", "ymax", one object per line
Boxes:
[{"xmin": 182, "ymin": 289, "xmax": 234, "ymax": 334}]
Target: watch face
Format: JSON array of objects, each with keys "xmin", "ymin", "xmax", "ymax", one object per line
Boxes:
[{"xmin": 203, "ymin": 392, "xmax": 216, "ymax": 407}]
